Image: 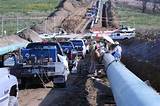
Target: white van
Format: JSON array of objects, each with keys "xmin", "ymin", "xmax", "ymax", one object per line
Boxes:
[{"xmin": 0, "ymin": 68, "xmax": 18, "ymax": 106}]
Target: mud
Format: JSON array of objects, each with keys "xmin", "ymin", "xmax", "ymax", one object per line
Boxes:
[{"xmin": 19, "ymin": 87, "xmax": 52, "ymax": 106}]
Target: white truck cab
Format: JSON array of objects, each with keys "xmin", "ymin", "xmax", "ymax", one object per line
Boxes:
[
  {"xmin": 70, "ymin": 39, "xmax": 87, "ymax": 58},
  {"xmin": 110, "ymin": 27, "xmax": 136, "ymax": 40},
  {"xmin": 0, "ymin": 68, "xmax": 18, "ymax": 106}
]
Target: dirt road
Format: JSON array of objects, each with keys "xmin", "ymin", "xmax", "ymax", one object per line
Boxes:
[
  {"xmin": 18, "ymin": 55, "xmax": 115, "ymax": 106},
  {"xmin": 19, "ymin": 87, "xmax": 52, "ymax": 106}
]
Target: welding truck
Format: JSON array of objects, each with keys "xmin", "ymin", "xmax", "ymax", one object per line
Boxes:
[{"xmin": 5, "ymin": 42, "xmax": 70, "ymax": 87}]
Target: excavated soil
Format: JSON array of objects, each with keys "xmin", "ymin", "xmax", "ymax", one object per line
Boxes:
[
  {"xmin": 0, "ymin": 35, "xmax": 29, "ymax": 47},
  {"xmin": 31, "ymin": 0, "xmax": 94, "ymax": 34},
  {"xmin": 121, "ymin": 38, "xmax": 160, "ymax": 92},
  {"xmin": 18, "ymin": 55, "xmax": 115, "ymax": 106}
]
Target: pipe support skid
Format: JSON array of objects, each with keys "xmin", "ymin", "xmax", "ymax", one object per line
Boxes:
[{"xmin": 103, "ymin": 53, "xmax": 160, "ymax": 106}]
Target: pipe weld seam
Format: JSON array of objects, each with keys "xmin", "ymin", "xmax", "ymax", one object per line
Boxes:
[{"xmin": 106, "ymin": 60, "xmax": 117, "ymax": 71}]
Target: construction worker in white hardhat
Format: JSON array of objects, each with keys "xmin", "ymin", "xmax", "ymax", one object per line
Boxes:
[
  {"xmin": 114, "ymin": 41, "xmax": 119, "ymax": 45},
  {"xmin": 111, "ymin": 41, "xmax": 122, "ymax": 61}
]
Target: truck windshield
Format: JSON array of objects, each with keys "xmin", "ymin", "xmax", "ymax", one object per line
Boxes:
[
  {"xmin": 26, "ymin": 42, "xmax": 63, "ymax": 55},
  {"xmin": 60, "ymin": 42, "xmax": 74, "ymax": 49},
  {"xmin": 70, "ymin": 40, "xmax": 83, "ymax": 46}
]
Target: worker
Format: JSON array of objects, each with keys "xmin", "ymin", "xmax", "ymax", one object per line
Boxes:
[
  {"xmin": 89, "ymin": 44, "xmax": 100, "ymax": 76},
  {"xmin": 4, "ymin": 53, "xmax": 18, "ymax": 66},
  {"xmin": 111, "ymin": 41, "xmax": 122, "ymax": 61},
  {"xmin": 89, "ymin": 41, "xmax": 96, "ymax": 52},
  {"xmin": 11, "ymin": 54, "xmax": 17, "ymax": 65}
]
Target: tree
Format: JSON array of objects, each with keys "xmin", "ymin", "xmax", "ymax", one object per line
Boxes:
[
  {"xmin": 151, "ymin": 0, "xmax": 160, "ymax": 13},
  {"xmin": 137, "ymin": 0, "xmax": 160, "ymax": 13},
  {"xmin": 137, "ymin": 0, "xmax": 150, "ymax": 12}
]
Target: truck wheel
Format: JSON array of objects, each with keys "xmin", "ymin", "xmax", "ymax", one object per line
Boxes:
[
  {"xmin": 10, "ymin": 85, "xmax": 17, "ymax": 97},
  {"xmin": 60, "ymin": 82, "xmax": 66, "ymax": 88},
  {"xmin": 19, "ymin": 79, "xmax": 26, "ymax": 89},
  {"xmin": 9, "ymin": 85, "xmax": 18, "ymax": 106},
  {"xmin": 124, "ymin": 37, "xmax": 129, "ymax": 40}
]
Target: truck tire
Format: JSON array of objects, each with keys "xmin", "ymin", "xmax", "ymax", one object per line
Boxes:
[
  {"xmin": 124, "ymin": 37, "xmax": 129, "ymax": 40},
  {"xmin": 9, "ymin": 85, "xmax": 18, "ymax": 106},
  {"xmin": 19, "ymin": 78, "xmax": 26, "ymax": 89},
  {"xmin": 10, "ymin": 85, "xmax": 17, "ymax": 97},
  {"xmin": 52, "ymin": 75, "xmax": 66, "ymax": 88},
  {"xmin": 60, "ymin": 82, "xmax": 66, "ymax": 88}
]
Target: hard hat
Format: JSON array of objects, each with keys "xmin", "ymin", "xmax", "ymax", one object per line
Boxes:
[
  {"xmin": 92, "ymin": 41, "xmax": 96, "ymax": 45},
  {"xmin": 114, "ymin": 41, "xmax": 119, "ymax": 45}
]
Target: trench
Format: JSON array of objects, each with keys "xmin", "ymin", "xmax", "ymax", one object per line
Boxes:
[
  {"xmin": 38, "ymin": 52, "xmax": 116, "ymax": 106},
  {"xmin": 121, "ymin": 38, "xmax": 160, "ymax": 92},
  {"xmin": 102, "ymin": 3, "xmax": 107, "ymax": 27}
]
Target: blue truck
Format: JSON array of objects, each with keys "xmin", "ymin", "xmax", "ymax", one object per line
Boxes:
[
  {"xmin": 59, "ymin": 41, "xmax": 78, "ymax": 70},
  {"xmin": 8, "ymin": 42, "xmax": 69, "ymax": 87},
  {"xmin": 70, "ymin": 39, "xmax": 87, "ymax": 58}
]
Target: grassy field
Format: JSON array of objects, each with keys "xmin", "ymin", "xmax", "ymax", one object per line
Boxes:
[
  {"xmin": 116, "ymin": 6, "xmax": 160, "ymax": 29},
  {"xmin": 0, "ymin": 0, "xmax": 59, "ymax": 35},
  {"xmin": 0, "ymin": 0, "xmax": 59, "ymax": 16}
]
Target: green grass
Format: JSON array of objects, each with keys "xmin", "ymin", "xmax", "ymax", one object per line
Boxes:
[
  {"xmin": 0, "ymin": 0, "xmax": 59, "ymax": 35},
  {"xmin": 116, "ymin": 6, "xmax": 160, "ymax": 29},
  {"xmin": 0, "ymin": 0, "xmax": 59, "ymax": 15},
  {"xmin": 1, "ymin": 19, "xmax": 42, "ymax": 35}
]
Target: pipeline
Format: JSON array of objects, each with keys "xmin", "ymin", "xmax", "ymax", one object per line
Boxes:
[{"xmin": 103, "ymin": 53, "xmax": 160, "ymax": 106}]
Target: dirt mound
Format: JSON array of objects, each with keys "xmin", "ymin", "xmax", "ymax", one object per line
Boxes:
[
  {"xmin": 61, "ymin": 16, "xmax": 83, "ymax": 33},
  {"xmin": 82, "ymin": 0, "xmax": 92, "ymax": 4},
  {"xmin": 63, "ymin": 1, "xmax": 76, "ymax": 13},
  {"xmin": 18, "ymin": 28, "xmax": 42, "ymax": 42},
  {"xmin": 85, "ymin": 78, "xmax": 97, "ymax": 106},
  {"xmin": 0, "ymin": 35, "xmax": 29, "ymax": 47},
  {"xmin": 136, "ymin": 28, "xmax": 160, "ymax": 41},
  {"xmin": 32, "ymin": 8, "xmax": 70, "ymax": 34},
  {"xmin": 32, "ymin": 0, "xmax": 91, "ymax": 34}
]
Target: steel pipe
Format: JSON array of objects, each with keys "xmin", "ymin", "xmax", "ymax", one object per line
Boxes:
[{"xmin": 103, "ymin": 53, "xmax": 160, "ymax": 106}]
